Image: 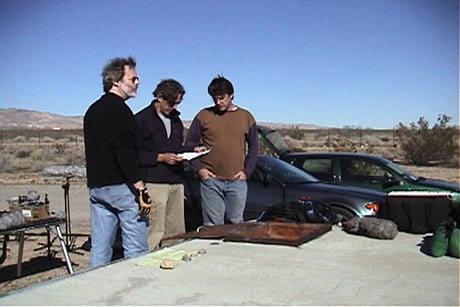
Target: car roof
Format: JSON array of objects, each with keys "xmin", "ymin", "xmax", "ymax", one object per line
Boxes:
[{"xmin": 284, "ymin": 151, "xmax": 391, "ymax": 162}]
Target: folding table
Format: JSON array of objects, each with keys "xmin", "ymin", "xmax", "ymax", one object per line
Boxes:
[{"xmin": 0, "ymin": 218, "xmax": 74, "ymax": 277}]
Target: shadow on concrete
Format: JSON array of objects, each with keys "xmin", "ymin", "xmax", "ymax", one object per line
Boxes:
[
  {"xmin": 80, "ymin": 230, "xmax": 124, "ymax": 262},
  {"xmin": 0, "ymin": 256, "xmax": 68, "ymax": 283},
  {"xmin": 418, "ymin": 235, "xmax": 433, "ymax": 256}
]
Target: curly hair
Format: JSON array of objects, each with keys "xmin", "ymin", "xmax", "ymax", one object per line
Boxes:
[{"xmin": 101, "ymin": 56, "xmax": 136, "ymax": 92}]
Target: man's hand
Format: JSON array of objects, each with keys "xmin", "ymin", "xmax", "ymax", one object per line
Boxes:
[
  {"xmin": 133, "ymin": 180, "xmax": 146, "ymax": 191},
  {"xmin": 233, "ymin": 170, "xmax": 247, "ymax": 180},
  {"xmin": 159, "ymin": 153, "xmax": 183, "ymax": 165},
  {"xmin": 197, "ymin": 169, "xmax": 216, "ymax": 180},
  {"xmin": 138, "ymin": 188, "xmax": 152, "ymax": 216},
  {"xmin": 194, "ymin": 146, "xmax": 208, "ymax": 152}
]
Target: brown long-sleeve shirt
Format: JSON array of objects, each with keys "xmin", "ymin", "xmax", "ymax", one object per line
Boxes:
[{"xmin": 185, "ymin": 106, "xmax": 259, "ymax": 180}]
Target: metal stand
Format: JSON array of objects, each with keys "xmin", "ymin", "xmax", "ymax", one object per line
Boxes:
[
  {"xmin": 55, "ymin": 224, "xmax": 74, "ymax": 274},
  {"xmin": 62, "ymin": 177, "xmax": 75, "ymax": 249},
  {"xmin": 59, "ymin": 177, "xmax": 88, "ymax": 256}
]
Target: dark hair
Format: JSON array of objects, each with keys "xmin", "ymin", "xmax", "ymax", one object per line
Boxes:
[
  {"xmin": 153, "ymin": 79, "xmax": 185, "ymax": 104},
  {"xmin": 207, "ymin": 75, "xmax": 234, "ymax": 97},
  {"xmin": 101, "ymin": 56, "xmax": 136, "ymax": 92}
]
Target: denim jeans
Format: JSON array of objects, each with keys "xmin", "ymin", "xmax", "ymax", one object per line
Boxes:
[
  {"xmin": 200, "ymin": 178, "xmax": 247, "ymax": 226},
  {"xmin": 89, "ymin": 183, "xmax": 148, "ymax": 268}
]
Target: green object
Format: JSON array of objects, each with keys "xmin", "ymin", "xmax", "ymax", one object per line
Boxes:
[
  {"xmin": 451, "ymin": 192, "xmax": 460, "ymax": 208},
  {"xmin": 451, "ymin": 193, "xmax": 460, "ymax": 225},
  {"xmin": 429, "ymin": 224, "xmax": 450, "ymax": 257},
  {"xmin": 448, "ymin": 227, "xmax": 459, "ymax": 258}
]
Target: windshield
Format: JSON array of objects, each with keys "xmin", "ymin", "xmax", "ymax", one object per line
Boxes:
[
  {"xmin": 383, "ymin": 159, "xmax": 419, "ymax": 181},
  {"xmin": 257, "ymin": 126, "xmax": 291, "ymax": 156},
  {"xmin": 257, "ymin": 156, "xmax": 320, "ymax": 184}
]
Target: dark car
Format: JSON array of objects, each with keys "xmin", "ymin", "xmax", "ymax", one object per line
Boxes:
[
  {"xmin": 183, "ymin": 156, "xmax": 387, "ymax": 230},
  {"xmin": 258, "ymin": 126, "xmax": 460, "ymax": 193}
]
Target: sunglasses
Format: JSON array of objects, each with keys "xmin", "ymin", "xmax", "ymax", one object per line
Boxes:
[
  {"xmin": 159, "ymin": 95, "xmax": 181, "ymax": 107},
  {"xmin": 167, "ymin": 101, "xmax": 181, "ymax": 107}
]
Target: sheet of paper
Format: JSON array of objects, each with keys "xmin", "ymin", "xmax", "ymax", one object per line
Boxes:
[
  {"xmin": 136, "ymin": 248, "xmax": 186, "ymax": 267},
  {"xmin": 177, "ymin": 149, "xmax": 210, "ymax": 161},
  {"xmin": 136, "ymin": 247, "xmax": 205, "ymax": 267}
]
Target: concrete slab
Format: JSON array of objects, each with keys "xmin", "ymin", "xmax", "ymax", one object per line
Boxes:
[{"xmin": 0, "ymin": 226, "xmax": 458, "ymax": 305}]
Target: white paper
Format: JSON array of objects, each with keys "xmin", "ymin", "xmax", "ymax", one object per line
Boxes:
[{"xmin": 177, "ymin": 149, "xmax": 210, "ymax": 161}]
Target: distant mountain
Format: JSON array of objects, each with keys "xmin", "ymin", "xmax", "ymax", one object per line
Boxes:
[
  {"xmin": 0, "ymin": 108, "xmax": 83, "ymax": 129},
  {"xmin": 0, "ymin": 108, "xmax": 322, "ymax": 130},
  {"xmin": 183, "ymin": 121, "xmax": 321, "ymax": 130}
]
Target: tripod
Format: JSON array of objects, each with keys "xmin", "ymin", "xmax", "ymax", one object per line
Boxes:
[{"xmin": 62, "ymin": 177, "xmax": 76, "ymax": 250}]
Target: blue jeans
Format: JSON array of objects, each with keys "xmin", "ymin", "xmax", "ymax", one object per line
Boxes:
[
  {"xmin": 200, "ymin": 178, "xmax": 247, "ymax": 226},
  {"xmin": 89, "ymin": 184, "xmax": 148, "ymax": 268}
]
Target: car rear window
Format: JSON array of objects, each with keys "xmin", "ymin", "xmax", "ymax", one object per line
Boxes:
[{"xmin": 297, "ymin": 158, "xmax": 333, "ymax": 182}]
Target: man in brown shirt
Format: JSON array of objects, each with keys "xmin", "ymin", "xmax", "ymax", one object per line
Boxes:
[{"xmin": 186, "ymin": 75, "xmax": 259, "ymax": 226}]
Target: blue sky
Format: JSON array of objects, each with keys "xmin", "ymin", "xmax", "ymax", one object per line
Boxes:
[{"xmin": 1, "ymin": 0, "xmax": 458, "ymax": 129}]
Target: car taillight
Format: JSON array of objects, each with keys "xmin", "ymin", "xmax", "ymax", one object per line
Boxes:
[
  {"xmin": 365, "ymin": 202, "xmax": 380, "ymax": 212},
  {"xmin": 298, "ymin": 195, "xmax": 311, "ymax": 201}
]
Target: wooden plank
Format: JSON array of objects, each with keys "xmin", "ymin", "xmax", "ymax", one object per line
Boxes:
[
  {"xmin": 164, "ymin": 222, "xmax": 331, "ymax": 247},
  {"xmin": 224, "ymin": 222, "xmax": 331, "ymax": 247}
]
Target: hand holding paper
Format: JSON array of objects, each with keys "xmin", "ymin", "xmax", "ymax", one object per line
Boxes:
[{"xmin": 177, "ymin": 149, "xmax": 210, "ymax": 161}]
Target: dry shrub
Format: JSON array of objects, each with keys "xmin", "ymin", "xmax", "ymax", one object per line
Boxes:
[
  {"xmin": 331, "ymin": 137, "xmax": 357, "ymax": 152},
  {"xmin": 374, "ymin": 147, "xmax": 398, "ymax": 161},
  {"xmin": 64, "ymin": 147, "xmax": 85, "ymax": 165},
  {"xmin": 396, "ymin": 115, "xmax": 458, "ymax": 166},
  {"xmin": 13, "ymin": 136, "xmax": 26, "ymax": 143},
  {"xmin": 284, "ymin": 136, "xmax": 305, "ymax": 152},
  {"xmin": 68, "ymin": 135, "xmax": 84, "ymax": 143},
  {"xmin": 42, "ymin": 136, "xmax": 55, "ymax": 143},
  {"xmin": 52, "ymin": 142, "xmax": 66, "ymax": 154},
  {"xmin": 2, "ymin": 146, "xmax": 16, "ymax": 155},
  {"xmin": 444, "ymin": 155, "xmax": 459, "ymax": 168},
  {"xmin": 362, "ymin": 135, "xmax": 383, "ymax": 146},
  {"xmin": 0, "ymin": 152, "xmax": 4, "ymax": 172},
  {"xmin": 14, "ymin": 147, "xmax": 31, "ymax": 158},
  {"xmin": 3, "ymin": 158, "xmax": 35, "ymax": 172},
  {"xmin": 279, "ymin": 128, "xmax": 306, "ymax": 140},
  {"xmin": 30, "ymin": 146, "xmax": 55, "ymax": 161},
  {"xmin": 2, "ymin": 147, "xmax": 46, "ymax": 172}
]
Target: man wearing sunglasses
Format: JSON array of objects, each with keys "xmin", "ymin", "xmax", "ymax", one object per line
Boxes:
[{"xmin": 135, "ymin": 79, "xmax": 205, "ymax": 249}]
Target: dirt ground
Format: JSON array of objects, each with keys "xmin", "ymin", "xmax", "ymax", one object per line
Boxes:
[{"xmin": 0, "ymin": 165, "xmax": 458, "ymax": 297}]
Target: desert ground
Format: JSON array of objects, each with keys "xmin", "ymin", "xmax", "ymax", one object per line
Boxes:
[{"xmin": 0, "ymin": 164, "xmax": 458, "ymax": 297}]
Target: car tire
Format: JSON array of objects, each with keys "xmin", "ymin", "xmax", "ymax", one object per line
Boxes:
[{"xmin": 330, "ymin": 206, "xmax": 355, "ymax": 221}]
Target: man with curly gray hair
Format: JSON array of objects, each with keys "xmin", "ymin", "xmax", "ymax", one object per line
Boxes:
[{"xmin": 84, "ymin": 56, "xmax": 150, "ymax": 268}]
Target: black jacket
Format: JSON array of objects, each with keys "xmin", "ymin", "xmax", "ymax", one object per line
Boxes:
[
  {"xmin": 135, "ymin": 102, "xmax": 194, "ymax": 183},
  {"xmin": 84, "ymin": 93, "xmax": 142, "ymax": 188}
]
